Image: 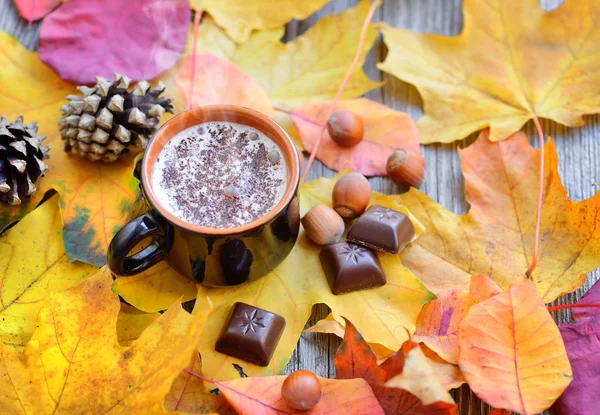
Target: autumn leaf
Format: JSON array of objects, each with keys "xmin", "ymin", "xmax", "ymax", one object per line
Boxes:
[
  {"xmin": 114, "ymin": 173, "xmax": 433, "ymax": 381},
  {"xmin": 213, "ymin": 375, "xmax": 384, "ymax": 414},
  {"xmin": 378, "ymin": 0, "xmax": 600, "ymax": 144},
  {"xmin": 178, "ymin": 0, "xmax": 381, "ymax": 109},
  {"xmin": 306, "ymin": 314, "xmax": 465, "ymax": 391},
  {"xmin": 555, "ymin": 315, "xmax": 600, "ymax": 414},
  {"xmin": 419, "ymin": 346, "xmax": 465, "ymax": 391},
  {"xmin": 112, "ymin": 261, "xmax": 198, "ymax": 313},
  {"xmin": 0, "ymin": 195, "xmax": 97, "ymax": 352},
  {"xmin": 0, "ymin": 267, "xmax": 212, "ymax": 414},
  {"xmin": 165, "ymin": 352, "xmax": 233, "ymax": 414},
  {"xmin": 458, "ymin": 282, "xmax": 572, "ymax": 414},
  {"xmin": 191, "ymin": 0, "xmax": 329, "ymax": 43},
  {"xmin": 397, "ymin": 130, "xmax": 600, "ymax": 302},
  {"xmin": 175, "ymin": 54, "xmax": 274, "ymax": 116},
  {"xmin": 116, "ymin": 303, "xmax": 160, "ymax": 346},
  {"xmin": 13, "ymin": 0, "xmax": 60, "ymax": 21},
  {"xmin": 39, "ymin": 0, "xmax": 190, "ymax": 84},
  {"xmin": 291, "ymin": 98, "xmax": 420, "ymax": 176},
  {"xmin": 335, "ymin": 319, "xmax": 456, "ymax": 414},
  {"xmin": 571, "ymin": 278, "xmax": 600, "ymax": 320},
  {"xmin": 0, "ymin": 31, "xmax": 141, "ymax": 266},
  {"xmin": 412, "ymin": 275, "xmax": 502, "ymax": 364}
]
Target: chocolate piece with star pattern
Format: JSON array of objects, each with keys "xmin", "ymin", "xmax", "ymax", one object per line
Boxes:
[
  {"xmin": 320, "ymin": 242, "xmax": 386, "ymax": 295},
  {"xmin": 347, "ymin": 205, "xmax": 415, "ymax": 254},
  {"xmin": 215, "ymin": 302, "xmax": 286, "ymax": 366}
]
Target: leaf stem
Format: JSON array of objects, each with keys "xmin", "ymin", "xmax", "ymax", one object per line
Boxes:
[
  {"xmin": 186, "ymin": 11, "xmax": 204, "ymax": 111},
  {"xmin": 525, "ymin": 117, "xmax": 545, "ymax": 279},
  {"xmin": 547, "ymin": 303, "xmax": 600, "ymax": 312},
  {"xmin": 299, "ymin": 0, "xmax": 381, "ymax": 184}
]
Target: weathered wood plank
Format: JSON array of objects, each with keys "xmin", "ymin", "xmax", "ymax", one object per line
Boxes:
[{"xmin": 1, "ymin": 0, "xmax": 598, "ymax": 413}]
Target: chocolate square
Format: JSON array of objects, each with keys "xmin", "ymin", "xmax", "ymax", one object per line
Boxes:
[
  {"xmin": 320, "ymin": 242, "xmax": 386, "ymax": 295},
  {"xmin": 215, "ymin": 302, "xmax": 286, "ymax": 366},
  {"xmin": 347, "ymin": 205, "xmax": 415, "ymax": 254}
]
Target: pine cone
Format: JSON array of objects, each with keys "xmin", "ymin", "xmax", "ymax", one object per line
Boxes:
[
  {"xmin": 59, "ymin": 73, "xmax": 173, "ymax": 162},
  {"xmin": 0, "ymin": 116, "xmax": 49, "ymax": 206}
]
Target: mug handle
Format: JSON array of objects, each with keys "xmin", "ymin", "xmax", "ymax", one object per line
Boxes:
[{"xmin": 108, "ymin": 211, "xmax": 174, "ymax": 276}]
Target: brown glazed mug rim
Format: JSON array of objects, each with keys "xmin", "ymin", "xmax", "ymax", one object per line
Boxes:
[{"xmin": 141, "ymin": 105, "xmax": 300, "ymax": 236}]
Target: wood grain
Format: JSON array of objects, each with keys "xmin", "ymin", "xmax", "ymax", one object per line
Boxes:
[{"xmin": 1, "ymin": 0, "xmax": 597, "ymax": 413}]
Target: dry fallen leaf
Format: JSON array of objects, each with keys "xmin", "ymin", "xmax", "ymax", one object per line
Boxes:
[
  {"xmin": 555, "ymin": 314, "xmax": 600, "ymax": 415},
  {"xmin": 0, "ymin": 31, "xmax": 141, "ymax": 266},
  {"xmin": 397, "ymin": 130, "xmax": 600, "ymax": 302},
  {"xmin": 458, "ymin": 282, "xmax": 572, "ymax": 414},
  {"xmin": 291, "ymin": 98, "xmax": 420, "ymax": 176},
  {"xmin": 114, "ymin": 173, "xmax": 433, "ymax": 381},
  {"xmin": 165, "ymin": 352, "xmax": 234, "ymax": 414},
  {"xmin": 0, "ymin": 195, "xmax": 97, "ymax": 352},
  {"xmin": 13, "ymin": 0, "xmax": 60, "ymax": 21},
  {"xmin": 306, "ymin": 314, "xmax": 465, "ymax": 391},
  {"xmin": 335, "ymin": 319, "xmax": 456, "ymax": 414},
  {"xmin": 191, "ymin": 0, "xmax": 329, "ymax": 43},
  {"xmin": 0, "ymin": 267, "xmax": 211, "ymax": 414},
  {"xmin": 215, "ymin": 375, "xmax": 384, "ymax": 414},
  {"xmin": 175, "ymin": 53, "xmax": 274, "ymax": 116},
  {"xmin": 39, "ymin": 0, "xmax": 190, "ymax": 84},
  {"xmin": 178, "ymin": 0, "xmax": 381, "ymax": 109},
  {"xmin": 378, "ymin": 0, "xmax": 600, "ymax": 144},
  {"xmin": 413, "ymin": 275, "xmax": 502, "ymax": 364},
  {"xmin": 116, "ymin": 303, "xmax": 160, "ymax": 346}
]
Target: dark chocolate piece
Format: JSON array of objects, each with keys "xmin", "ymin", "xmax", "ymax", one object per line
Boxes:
[
  {"xmin": 320, "ymin": 242, "xmax": 386, "ymax": 295},
  {"xmin": 215, "ymin": 302, "xmax": 285, "ymax": 366},
  {"xmin": 347, "ymin": 205, "xmax": 415, "ymax": 254}
]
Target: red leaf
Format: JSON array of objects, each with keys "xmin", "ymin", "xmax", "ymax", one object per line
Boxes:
[
  {"xmin": 38, "ymin": 0, "xmax": 190, "ymax": 84},
  {"xmin": 335, "ymin": 319, "xmax": 456, "ymax": 415},
  {"xmin": 13, "ymin": 0, "xmax": 59, "ymax": 21}
]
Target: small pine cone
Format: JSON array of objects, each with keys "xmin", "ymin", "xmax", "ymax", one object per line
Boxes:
[
  {"xmin": 59, "ymin": 73, "xmax": 173, "ymax": 162},
  {"xmin": 0, "ymin": 116, "xmax": 49, "ymax": 206}
]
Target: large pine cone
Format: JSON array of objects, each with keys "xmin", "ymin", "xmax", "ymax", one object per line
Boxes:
[
  {"xmin": 0, "ymin": 116, "xmax": 49, "ymax": 206},
  {"xmin": 59, "ymin": 73, "xmax": 173, "ymax": 162}
]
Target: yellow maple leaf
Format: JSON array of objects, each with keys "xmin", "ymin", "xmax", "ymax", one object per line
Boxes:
[
  {"xmin": 175, "ymin": 0, "xmax": 381, "ymax": 109},
  {"xmin": 378, "ymin": 0, "xmax": 600, "ymax": 144},
  {"xmin": 191, "ymin": 0, "xmax": 329, "ymax": 43},
  {"xmin": 0, "ymin": 31, "xmax": 141, "ymax": 266},
  {"xmin": 0, "ymin": 195, "xmax": 97, "ymax": 352},
  {"xmin": 0, "ymin": 267, "xmax": 211, "ymax": 414},
  {"xmin": 114, "ymin": 173, "xmax": 433, "ymax": 381}
]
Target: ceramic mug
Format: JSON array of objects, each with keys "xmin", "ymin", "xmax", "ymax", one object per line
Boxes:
[{"xmin": 107, "ymin": 105, "xmax": 301, "ymax": 286}]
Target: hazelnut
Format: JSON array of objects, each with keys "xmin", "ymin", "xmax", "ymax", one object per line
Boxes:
[
  {"xmin": 282, "ymin": 370, "xmax": 322, "ymax": 411},
  {"xmin": 301, "ymin": 204, "xmax": 344, "ymax": 245},
  {"xmin": 332, "ymin": 172, "xmax": 371, "ymax": 219},
  {"xmin": 386, "ymin": 148, "xmax": 425, "ymax": 188},
  {"xmin": 326, "ymin": 110, "xmax": 364, "ymax": 147}
]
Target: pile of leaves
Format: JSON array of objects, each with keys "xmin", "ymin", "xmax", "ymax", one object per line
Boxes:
[{"xmin": 2, "ymin": 0, "xmax": 600, "ymax": 413}]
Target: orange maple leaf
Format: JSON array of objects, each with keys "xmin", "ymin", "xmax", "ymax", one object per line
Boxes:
[
  {"xmin": 413, "ymin": 275, "xmax": 502, "ymax": 364},
  {"xmin": 290, "ymin": 98, "xmax": 420, "ymax": 176},
  {"xmin": 396, "ymin": 130, "xmax": 600, "ymax": 302}
]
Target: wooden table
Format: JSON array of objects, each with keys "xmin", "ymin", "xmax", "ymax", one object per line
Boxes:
[{"xmin": 1, "ymin": 0, "xmax": 596, "ymax": 413}]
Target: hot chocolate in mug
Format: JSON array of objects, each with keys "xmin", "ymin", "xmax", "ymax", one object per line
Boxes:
[{"xmin": 108, "ymin": 105, "xmax": 301, "ymax": 287}]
